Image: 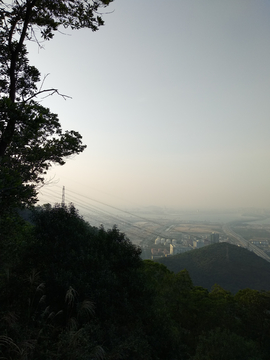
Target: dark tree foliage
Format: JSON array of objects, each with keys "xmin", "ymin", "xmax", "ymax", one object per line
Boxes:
[
  {"xmin": 27, "ymin": 204, "xmax": 155, "ymax": 358},
  {"xmin": 0, "ymin": 0, "xmax": 113, "ymax": 108},
  {"xmin": 192, "ymin": 328, "xmax": 262, "ymax": 360},
  {"xmin": 0, "ymin": 0, "xmax": 113, "ymax": 212},
  {"xmin": 0, "ymin": 204, "xmax": 188, "ymax": 359},
  {"xmin": 1, "ymin": 204, "xmax": 270, "ymax": 359},
  {"xmin": 0, "ymin": 99, "xmax": 86, "ymax": 212},
  {"xmin": 0, "ymin": 204, "xmax": 142, "ymax": 359}
]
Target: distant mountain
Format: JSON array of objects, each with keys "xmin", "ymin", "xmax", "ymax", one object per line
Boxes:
[{"xmin": 156, "ymin": 242, "xmax": 270, "ymax": 293}]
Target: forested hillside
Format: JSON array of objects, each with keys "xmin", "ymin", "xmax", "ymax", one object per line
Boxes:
[
  {"xmin": 1, "ymin": 204, "xmax": 270, "ymax": 359},
  {"xmin": 157, "ymin": 242, "xmax": 270, "ymax": 293}
]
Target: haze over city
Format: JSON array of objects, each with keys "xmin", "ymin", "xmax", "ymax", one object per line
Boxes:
[{"xmin": 29, "ymin": 0, "xmax": 270, "ymax": 211}]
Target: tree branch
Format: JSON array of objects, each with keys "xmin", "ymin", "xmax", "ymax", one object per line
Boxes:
[{"xmin": 24, "ymin": 88, "xmax": 72, "ymax": 102}]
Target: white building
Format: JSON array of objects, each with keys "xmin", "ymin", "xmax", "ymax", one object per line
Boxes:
[
  {"xmin": 155, "ymin": 237, "xmax": 161, "ymax": 245},
  {"xmin": 170, "ymin": 243, "xmax": 190, "ymax": 255}
]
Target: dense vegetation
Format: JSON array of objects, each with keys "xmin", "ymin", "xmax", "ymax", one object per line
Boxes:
[
  {"xmin": 157, "ymin": 242, "xmax": 270, "ymax": 294},
  {"xmin": 1, "ymin": 204, "xmax": 270, "ymax": 359}
]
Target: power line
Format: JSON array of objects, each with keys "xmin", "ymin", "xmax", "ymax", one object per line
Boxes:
[
  {"xmin": 54, "ymin": 185, "xmax": 165, "ymax": 227},
  {"xmin": 41, "ymin": 187, "xmax": 162, "ymax": 238},
  {"xmin": 39, "ymin": 186, "xmax": 170, "ymax": 241}
]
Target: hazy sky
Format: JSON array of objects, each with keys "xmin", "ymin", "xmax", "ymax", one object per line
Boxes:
[{"xmin": 29, "ymin": 0, "xmax": 270, "ymax": 210}]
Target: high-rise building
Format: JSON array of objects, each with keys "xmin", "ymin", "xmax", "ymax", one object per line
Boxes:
[
  {"xmin": 210, "ymin": 232, "xmax": 219, "ymax": 244},
  {"xmin": 193, "ymin": 239, "xmax": 204, "ymax": 249}
]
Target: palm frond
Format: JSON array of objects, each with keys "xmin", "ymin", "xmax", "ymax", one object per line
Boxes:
[
  {"xmin": 91, "ymin": 345, "xmax": 106, "ymax": 360},
  {"xmin": 36, "ymin": 282, "xmax": 45, "ymax": 293},
  {"xmin": 67, "ymin": 317, "xmax": 78, "ymax": 331},
  {"xmin": 0, "ymin": 335, "xmax": 21, "ymax": 354},
  {"xmin": 77, "ymin": 299, "xmax": 95, "ymax": 319},
  {"xmin": 65, "ymin": 286, "xmax": 78, "ymax": 307}
]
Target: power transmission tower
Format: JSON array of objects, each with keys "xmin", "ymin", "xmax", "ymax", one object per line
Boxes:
[{"xmin": 62, "ymin": 186, "xmax": 65, "ymax": 206}]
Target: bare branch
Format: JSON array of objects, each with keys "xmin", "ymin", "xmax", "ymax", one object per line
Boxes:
[
  {"xmin": 36, "ymin": 174, "xmax": 59, "ymax": 190},
  {"xmin": 24, "ymin": 88, "xmax": 72, "ymax": 102},
  {"xmin": 28, "ymin": 24, "xmax": 46, "ymax": 49},
  {"xmin": 39, "ymin": 73, "xmax": 50, "ymax": 92}
]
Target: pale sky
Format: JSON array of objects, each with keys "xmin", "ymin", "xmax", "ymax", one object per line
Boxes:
[{"xmin": 29, "ymin": 0, "xmax": 270, "ymax": 210}]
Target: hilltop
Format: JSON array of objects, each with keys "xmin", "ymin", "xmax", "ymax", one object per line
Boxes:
[{"xmin": 156, "ymin": 242, "xmax": 270, "ymax": 293}]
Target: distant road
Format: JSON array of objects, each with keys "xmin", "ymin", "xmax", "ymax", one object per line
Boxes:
[
  {"xmin": 222, "ymin": 224, "xmax": 270, "ymax": 263},
  {"xmin": 165, "ymin": 225, "xmax": 175, "ymax": 232}
]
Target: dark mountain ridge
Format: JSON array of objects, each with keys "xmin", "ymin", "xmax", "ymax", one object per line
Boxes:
[{"xmin": 156, "ymin": 242, "xmax": 270, "ymax": 293}]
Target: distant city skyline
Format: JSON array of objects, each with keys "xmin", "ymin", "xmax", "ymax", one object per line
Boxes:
[{"xmin": 30, "ymin": 0, "xmax": 270, "ymax": 210}]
